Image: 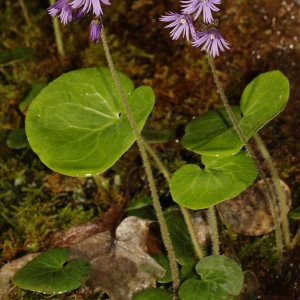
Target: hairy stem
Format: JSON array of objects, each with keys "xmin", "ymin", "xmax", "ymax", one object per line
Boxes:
[
  {"xmin": 19, "ymin": 0, "xmax": 30, "ymax": 25},
  {"xmin": 100, "ymin": 26, "xmax": 180, "ymax": 295},
  {"xmin": 143, "ymin": 141, "xmax": 204, "ymax": 259},
  {"xmin": 208, "ymin": 206, "xmax": 219, "ymax": 255},
  {"xmin": 207, "ymin": 55, "xmax": 283, "ymax": 262},
  {"xmin": 49, "ymin": 0, "xmax": 65, "ymax": 58},
  {"xmin": 254, "ymin": 133, "xmax": 290, "ymax": 246}
]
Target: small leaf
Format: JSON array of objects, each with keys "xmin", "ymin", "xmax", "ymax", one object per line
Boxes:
[
  {"xmin": 19, "ymin": 83, "xmax": 47, "ymax": 113},
  {"xmin": 169, "ymin": 152, "xmax": 257, "ymax": 209},
  {"xmin": 179, "ymin": 279, "xmax": 227, "ymax": 300},
  {"xmin": 0, "ymin": 47, "xmax": 33, "ymax": 66},
  {"xmin": 289, "ymin": 208, "xmax": 300, "ymax": 220},
  {"xmin": 182, "ymin": 71, "xmax": 289, "ymax": 156},
  {"xmin": 6, "ymin": 128, "xmax": 28, "ymax": 149},
  {"xmin": 125, "ymin": 197, "xmax": 153, "ymax": 212},
  {"xmin": 12, "ymin": 248, "xmax": 90, "ymax": 294},
  {"xmin": 25, "ymin": 67, "xmax": 154, "ymax": 176},
  {"xmin": 195, "ymin": 255, "xmax": 244, "ymax": 296},
  {"xmin": 132, "ymin": 288, "xmax": 172, "ymax": 300},
  {"xmin": 151, "ymin": 254, "xmax": 172, "ymax": 283}
]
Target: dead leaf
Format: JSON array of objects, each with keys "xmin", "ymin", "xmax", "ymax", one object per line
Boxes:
[{"xmin": 68, "ymin": 216, "xmax": 166, "ymax": 300}]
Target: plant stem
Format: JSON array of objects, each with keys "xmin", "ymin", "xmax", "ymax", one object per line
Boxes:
[
  {"xmin": 143, "ymin": 141, "xmax": 204, "ymax": 259},
  {"xmin": 290, "ymin": 225, "xmax": 300, "ymax": 249},
  {"xmin": 100, "ymin": 26, "xmax": 180, "ymax": 295},
  {"xmin": 207, "ymin": 55, "xmax": 283, "ymax": 262},
  {"xmin": 49, "ymin": 0, "xmax": 65, "ymax": 59},
  {"xmin": 18, "ymin": 0, "xmax": 30, "ymax": 25},
  {"xmin": 208, "ymin": 206, "xmax": 219, "ymax": 255},
  {"xmin": 254, "ymin": 133, "xmax": 290, "ymax": 246}
]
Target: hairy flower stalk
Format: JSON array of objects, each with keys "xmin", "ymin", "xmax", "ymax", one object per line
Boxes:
[
  {"xmin": 48, "ymin": 0, "xmax": 110, "ymax": 42},
  {"xmin": 160, "ymin": 0, "xmax": 229, "ymax": 57}
]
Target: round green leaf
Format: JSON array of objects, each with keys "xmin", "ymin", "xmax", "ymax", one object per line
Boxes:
[
  {"xmin": 195, "ymin": 255, "xmax": 244, "ymax": 296},
  {"xmin": 12, "ymin": 248, "xmax": 90, "ymax": 294},
  {"xmin": 25, "ymin": 67, "xmax": 154, "ymax": 176},
  {"xmin": 169, "ymin": 152, "xmax": 257, "ymax": 209},
  {"xmin": 132, "ymin": 288, "xmax": 172, "ymax": 300},
  {"xmin": 182, "ymin": 71, "xmax": 289, "ymax": 157},
  {"xmin": 179, "ymin": 279, "xmax": 227, "ymax": 300}
]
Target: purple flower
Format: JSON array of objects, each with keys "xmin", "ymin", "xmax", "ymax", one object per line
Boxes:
[
  {"xmin": 181, "ymin": 0, "xmax": 221, "ymax": 23},
  {"xmin": 90, "ymin": 19, "xmax": 102, "ymax": 42},
  {"xmin": 192, "ymin": 29, "xmax": 230, "ymax": 57},
  {"xmin": 48, "ymin": 0, "xmax": 73, "ymax": 24},
  {"xmin": 70, "ymin": 0, "xmax": 110, "ymax": 17},
  {"xmin": 59, "ymin": 3, "xmax": 73, "ymax": 24},
  {"xmin": 48, "ymin": 0, "xmax": 68, "ymax": 17},
  {"xmin": 159, "ymin": 12, "xmax": 195, "ymax": 41}
]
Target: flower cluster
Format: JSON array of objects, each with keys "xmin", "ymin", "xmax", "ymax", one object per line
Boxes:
[
  {"xmin": 48, "ymin": 0, "xmax": 111, "ymax": 42},
  {"xmin": 160, "ymin": 0, "xmax": 229, "ymax": 57}
]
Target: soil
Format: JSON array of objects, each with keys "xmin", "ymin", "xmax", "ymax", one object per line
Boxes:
[{"xmin": 0, "ymin": 0, "xmax": 299, "ymax": 299}]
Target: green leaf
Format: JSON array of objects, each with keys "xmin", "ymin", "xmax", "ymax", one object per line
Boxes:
[
  {"xmin": 196, "ymin": 255, "xmax": 244, "ymax": 296},
  {"xmin": 12, "ymin": 248, "xmax": 90, "ymax": 294},
  {"xmin": 179, "ymin": 279, "xmax": 227, "ymax": 300},
  {"xmin": 25, "ymin": 67, "xmax": 154, "ymax": 176},
  {"xmin": 151, "ymin": 254, "xmax": 172, "ymax": 283},
  {"xmin": 125, "ymin": 197, "xmax": 156, "ymax": 221},
  {"xmin": 0, "ymin": 47, "xmax": 33, "ymax": 66},
  {"xmin": 182, "ymin": 71, "xmax": 289, "ymax": 156},
  {"xmin": 6, "ymin": 128, "xmax": 29, "ymax": 149},
  {"xmin": 125, "ymin": 197, "xmax": 153, "ymax": 212},
  {"xmin": 132, "ymin": 288, "xmax": 172, "ymax": 300},
  {"xmin": 169, "ymin": 152, "xmax": 257, "ymax": 209}
]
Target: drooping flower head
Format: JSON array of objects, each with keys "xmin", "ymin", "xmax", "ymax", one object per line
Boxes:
[
  {"xmin": 90, "ymin": 19, "xmax": 102, "ymax": 42},
  {"xmin": 181, "ymin": 0, "xmax": 221, "ymax": 23},
  {"xmin": 192, "ymin": 29, "xmax": 230, "ymax": 57}
]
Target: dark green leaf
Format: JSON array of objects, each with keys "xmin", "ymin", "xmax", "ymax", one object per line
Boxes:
[
  {"xmin": 164, "ymin": 207, "xmax": 196, "ymax": 262},
  {"xmin": 19, "ymin": 83, "xmax": 47, "ymax": 113},
  {"xmin": 195, "ymin": 255, "xmax": 244, "ymax": 296},
  {"xmin": 132, "ymin": 288, "xmax": 172, "ymax": 300},
  {"xmin": 6, "ymin": 128, "xmax": 28, "ymax": 149},
  {"xmin": 179, "ymin": 279, "xmax": 227, "ymax": 300},
  {"xmin": 12, "ymin": 248, "xmax": 90, "ymax": 294}
]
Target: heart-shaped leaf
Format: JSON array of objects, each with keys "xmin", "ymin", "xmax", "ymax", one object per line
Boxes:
[
  {"xmin": 25, "ymin": 67, "xmax": 154, "ymax": 176},
  {"xmin": 182, "ymin": 71, "xmax": 289, "ymax": 156},
  {"xmin": 169, "ymin": 152, "xmax": 257, "ymax": 209},
  {"xmin": 195, "ymin": 255, "xmax": 244, "ymax": 296},
  {"xmin": 12, "ymin": 248, "xmax": 90, "ymax": 294}
]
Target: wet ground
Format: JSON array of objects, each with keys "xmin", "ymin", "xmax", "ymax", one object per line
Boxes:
[{"xmin": 0, "ymin": 0, "xmax": 300, "ymax": 298}]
